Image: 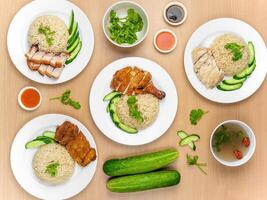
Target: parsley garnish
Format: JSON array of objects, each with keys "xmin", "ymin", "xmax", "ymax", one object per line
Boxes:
[
  {"xmin": 127, "ymin": 96, "xmax": 144, "ymax": 122},
  {"xmin": 38, "ymin": 24, "xmax": 55, "ymax": 46},
  {"xmin": 190, "ymin": 109, "xmax": 208, "ymax": 125},
  {"xmin": 224, "ymin": 42, "xmax": 244, "ymax": 61},
  {"xmin": 186, "ymin": 154, "xmax": 207, "ymax": 175},
  {"xmin": 50, "ymin": 90, "xmax": 81, "ymax": 110},
  {"xmin": 45, "ymin": 161, "xmax": 60, "ymax": 177},
  {"xmin": 109, "ymin": 9, "xmax": 144, "ymax": 44}
]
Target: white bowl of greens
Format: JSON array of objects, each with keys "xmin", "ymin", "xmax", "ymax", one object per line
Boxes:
[{"xmin": 102, "ymin": 1, "xmax": 149, "ymax": 48}]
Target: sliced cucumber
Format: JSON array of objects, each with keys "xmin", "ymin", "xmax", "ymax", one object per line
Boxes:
[
  {"xmin": 25, "ymin": 140, "xmax": 47, "ymax": 149},
  {"xmin": 223, "ymin": 77, "xmax": 246, "ymax": 85},
  {"xmin": 177, "ymin": 131, "xmax": 196, "ymax": 151},
  {"xmin": 246, "ymin": 60, "xmax": 256, "ymax": 76},
  {"xmin": 68, "ymin": 21, "xmax": 78, "ymax": 44},
  {"xmin": 67, "ymin": 31, "xmax": 79, "ymax": 49},
  {"xmin": 65, "ymin": 41, "xmax": 82, "ymax": 65},
  {"xmin": 109, "ymin": 96, "xmax": 138, "ymax": 134},
  {"xmin": 179, "ymin": 134, "xmax": 200, "ymax": 146},
  {"xmin": 42, "ymin": 131, "xmax": 55, "ymax": 139},
  {"xmin": 67, "ymin": 37, "xmax": 80, "ymax": 53},
  {"xmin": 248, "ymin": 41, "xmax": 255, "ymax": 66},
  {"xmin": 234, "ymin": 67, "xmax": 248, "ymax": 79},
  {"xmin": 103, "ymin": 91, "xmax": 121, "ymax": 101},
  {"xmin": 217, "ymin": 82, "xmax": 243, "ymax": 91},
  {"xmin": 68, "ymin": 10, "xmax": 74, "ymax": 34}
]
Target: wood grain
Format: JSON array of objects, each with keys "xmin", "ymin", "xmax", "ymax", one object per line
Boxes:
[{"xmin": 0, "ymin": 0, "xmax": 267, "ymax": 199}]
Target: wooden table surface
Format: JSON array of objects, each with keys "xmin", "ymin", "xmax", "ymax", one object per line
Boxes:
[{"xmin": 1, "ymin": 0, "xmax": 267, "ymax": 199}]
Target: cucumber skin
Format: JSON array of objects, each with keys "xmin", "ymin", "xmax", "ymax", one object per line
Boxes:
[
  {"xmin": 107, "ymin": 170, "xmax": 180, "ymax": 193},
  {"xmin": 103, "ymin": 149, "xmax": 178, "ymax": 176}
]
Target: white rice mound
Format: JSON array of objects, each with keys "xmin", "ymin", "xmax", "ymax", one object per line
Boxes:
[
  {"xmin": 210, "ymin": 34, "xmax": 249, "ymax": 76},
  {"xmin": 28, "ymin": 15, "xmax": 69, "ymax": 53},
  {"xmin": 116, "ymin": 94, "xmax": 160, "ymax": 129},
  {"xmin": 32, "ymin": 143, "xmax": 75, "ymax": 184}
]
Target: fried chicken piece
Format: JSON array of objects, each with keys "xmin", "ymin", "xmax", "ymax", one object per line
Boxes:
[{"xmin": 55, "ymin": 121, "xmax": 97, "ymax": 167}]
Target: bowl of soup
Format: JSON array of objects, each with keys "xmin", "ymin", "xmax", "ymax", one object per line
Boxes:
[{"xmin": 210, "ymin": 120, "xmax": 256, "ymax": 167}]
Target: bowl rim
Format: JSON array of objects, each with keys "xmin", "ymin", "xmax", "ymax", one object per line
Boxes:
[
  {"xmin": 153, "ymin": 29, "xmax": 177, "ymax": 53},
  {"xmin": 102, "ymin": 0, "xmax": 149, "ymax": 48},
  {"xmin": 17, "ymin": 86, "xmax": 42, "ymax": 111},
  {"xmin": 163, "ymin": 1, "xmax": 187, "ymax": 26},
  {"xmin": 209, "ymin": 119, "xmax": 256, "ymax": 167}
]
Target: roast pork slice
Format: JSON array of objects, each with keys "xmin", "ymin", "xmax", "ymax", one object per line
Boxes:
[
  {"xmin": 25, "ymin": 45, "xmax": 38, "ymax": 60},
  {"xmin": 38, "ymin": 64, "xmax": 48, "ymax": 76},
  {"xmin": 51, "ymin": 67, "xmax": 64, "ymax": 79}
]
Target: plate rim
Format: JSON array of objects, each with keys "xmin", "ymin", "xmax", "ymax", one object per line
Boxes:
[
  {"xmin": 89, "ymin": 56, "xmax": 178, "ymax": 146},
  {"xmin": 10, "ymin": 113, "xmax": 98, "ymax": 200},
  {"xmin": 184, "ymin": 17, "xmax": 267, "ymax": 103},
  {"xmin": 7, "ymin": 0, "xmax": 95, "ymax": 85}
]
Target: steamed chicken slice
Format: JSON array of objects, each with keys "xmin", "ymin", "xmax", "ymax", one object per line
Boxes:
[{"xmin": 192, "ymin": 48, "xmax": 208, "ymax": 64}]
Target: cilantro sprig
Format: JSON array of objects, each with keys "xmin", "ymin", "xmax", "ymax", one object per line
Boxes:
[
  {"xmin": 127, "ymin": 96, "xmax": 144, "ymax": 122},
  {"xmin": 45, "ymin": 162, "xmax": 60, "ymax": 177},
  {"xmin": 186, "ymin": 154, "xmax": 207, "ymax": 175},
  {"xmin": 190, "ymin": 109, "xmax": 208, "ymax": 125},
  {"xmin": 50, "ymin": 90, "xmax": 81, "ymax": 110},
  {"xmin": 109, "ymin": 9, "xmax": 144, "ymax": 44},
  {"xmin": 224, "ymin": 42, "xmax": 244, "ymax": 61},
  {"xmin": 38, "ymin": 24, "xmax": 55, "ymax": 46}
]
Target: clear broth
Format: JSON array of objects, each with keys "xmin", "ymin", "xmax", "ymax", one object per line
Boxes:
[{"xmin": 212, "ymin": 123, "xmax": 249, "ymax": 161}]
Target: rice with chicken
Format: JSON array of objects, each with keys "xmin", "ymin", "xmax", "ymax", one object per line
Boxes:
[
  {"xmin": 210, "ymin": 34, "xmax": 249, "ymax": 76},
  {"xmin": 28, "ymin": 15, "xmax": 69, "ymax": 53},
  {"xmin": 32, "ymin": 143, "xmax": 74, "ymax": 184},
  {"xmin": 116, "ymin": 94, "xmax": 159, "ymax": 129}
]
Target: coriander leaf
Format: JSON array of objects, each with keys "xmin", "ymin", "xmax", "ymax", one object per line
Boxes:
[
  {"xmin": 190, "ymin": 108, "xmax": 208, "ymax": 125},
  {"xmin": 45, "ymin": 162, "xmax": 60, "ymax": 177},
  {"xmin": 224, "ymin": 42, "xmax": 244, "ymax": 61},
  {"xmin": 186, "ymin": 154, "xmax": 207, "ymax": 175},
  {"xmin": 50, "ymin": 90, "xmax": 81, "ymax": 110},
  {"xmin": 127, "ymin": 96, "xmax": 144, "ymax": 122}
]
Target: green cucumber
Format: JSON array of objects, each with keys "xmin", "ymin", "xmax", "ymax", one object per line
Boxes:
[
  {"xmin": 107, "ymin": 170, "xmax": 180, "ymax": 193},
  {"xmin": 67, "ymin": 37, "xmax": 80, "ymax": 53},
  {"xmin": 217, "ymin": 82, "xmax": 243, "ymax": 91},
  {"xmin": 68, "ymin": 10, "xmax": 74, "ymax": 34},
  {"xmin": 246, "ymin": 60, "xmax": 256, "ymax": 76},
  {"xmin": 177, "ymin": 131, "xmax": 196, "ymax": 151},
  {"xmin": 179, "ymin": 134, "xmax": 200, "ymax": 146},
  {"xmin": 103, "ymin": 149, "xmax": 178, "ymax": 176},
  {"xmin": 109, "ymin": 96, "xmax": 138, "ymax": 134},
  {"xmin": 103, "ymin": 91, "xmax": 121, "ymax": 101},
  {"xmin": 234, "ymin": 67, "xmax": 248, "ymax": 79},
  {"xmin": 67, "ymin": 31, "xmax": 79, "ymax": 49},
  {"xmin": 42, "ymin": 131, "xmax": 55, "ymax": 139},
  {"xmin": 25, "ymin": 140, "xmax": 47, "ymax": 149},
  {"xmin": 68, "ymin": 21, "xmax": 78, "ymax": 44},
  {"xmin": 223, "ymin": 77, "xmax": 246, "ymax": 85},
  {"xmin": 248, "ymin": 41, "xmax": 255, "ymax": 66},
  {"xmin": 65, "ymin": 41, "xmax": 82, "ymax": 64}
]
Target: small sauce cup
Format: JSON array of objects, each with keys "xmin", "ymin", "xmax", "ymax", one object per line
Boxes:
[
  {"xmin": 153, "ymin": 29, "xmax": 177, "ymax": 53},
  {"xmin": 163, "ymin": 2, "xmax": 187, "ymax": 26},
  {"xmin": 18, "ymin": 86, "xmax": 42, "ymax": 111},
  {"xmin": 210, "ymin": 120, "xmax": 256, "ymax": 167}
]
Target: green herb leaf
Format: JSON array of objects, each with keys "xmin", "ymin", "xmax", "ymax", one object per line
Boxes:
[
  {"xmin": 127, "ymin": 96, "xmax": 144, "ymax": 122},
  {"xmin": 224, "ymin": 42, "xmax": 244, "ymax": 61},
  {"xmin": 186, "ymin": 154, "xmax": 207, "ymax": 175},
  {"xmin": 109, "ymin": 9, "xmax": 143, "ymax": 44},
  {"xmin": 50, "ymin": 90, "xmax": 81, "ymax": 110},
  {"xmin": 38, "ymin": 24, "xmax": 55, "ymax": 46},
  {"xmin": 45, "ymin": 161, "xmax": 60, "ymax": 177},
  {"xmin": 190, "ymin": 109, "xmax": 208, "ymax": 125}
]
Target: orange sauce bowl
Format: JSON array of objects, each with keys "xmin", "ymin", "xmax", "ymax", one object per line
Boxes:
[
  {"xmin": 18, "ymin": 86, "xmax": 42, "ymax": 111},
  {"xmin": 153, "ymin": 29, "xmax": 177, "ymax": 53}
]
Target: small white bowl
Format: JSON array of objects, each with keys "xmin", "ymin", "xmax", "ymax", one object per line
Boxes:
[
  {"xmin": 153, "ymin": 29, "xmax": 177, "ymax": 53},
  {"xmin": 18, "ymin": 86, "xmax": 42, "ymax": 111},
  {"xmin": 210, "ymin": 120, "xmax": 256, "ymax": 167},
  {"xmin": 102, "ymin": 1, "xmax": 149, "ymax": 48},
  {"xmin": 163, "ymin": 2, "xmax": 187, "ymax": 26}
]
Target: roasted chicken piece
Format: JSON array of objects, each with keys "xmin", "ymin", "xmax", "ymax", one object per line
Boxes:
[
  {"xmin": 111, "ymin": 66, "xmax": 166, "ymax": 99},
  {"xmin": 55, "ymin": 121, "xmax": 97, "ymax": 167}
]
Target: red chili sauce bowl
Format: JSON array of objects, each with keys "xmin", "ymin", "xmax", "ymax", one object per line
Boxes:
[
  {"xmin": 154, "ymin": 29, "xmax": 177, "ymax": 53},
  {"xmin": 18, "ymin": 86, "xmax": 42, "ymax": 111}
]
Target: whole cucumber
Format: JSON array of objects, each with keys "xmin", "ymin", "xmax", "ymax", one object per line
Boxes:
[
  {"xmin": 103, "ymin": 149, "xmax": 178, "ymax": 176},
  {"xmin": 107, "ymin": 170, "xmax": 180, "ymax": 193}
]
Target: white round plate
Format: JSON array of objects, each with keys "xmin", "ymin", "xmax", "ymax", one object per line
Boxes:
[
  {"xmin": 7, "ymin": 0, "xmax": 94, "ymax": 84},
  {"xmin": 184, "ymin": 18, "xmax": 267, "ymax": 103},
  {"xmin": 10, "ymin": 114, "xmax": 98, "ymax": 200},
  {"xmin": 89, "ymin": 57, "xmax": 178, "ymax": 146}
]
